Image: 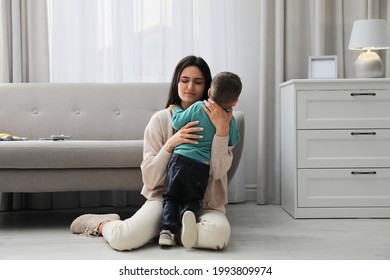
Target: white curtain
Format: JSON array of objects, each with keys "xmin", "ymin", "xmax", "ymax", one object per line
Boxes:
[{"xmin": 48, "ymin": 0, "xmax": 239, "ymax": 82}]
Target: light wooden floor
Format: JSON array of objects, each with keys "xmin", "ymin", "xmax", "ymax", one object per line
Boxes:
[{"xmin": 0, "ymin": 201, "xmax": 390, "ymax": 260}]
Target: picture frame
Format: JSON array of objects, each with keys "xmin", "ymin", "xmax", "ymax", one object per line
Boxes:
[{"xmin": 308, "ymin": 55, "xmax": 338, "ymax": 79}]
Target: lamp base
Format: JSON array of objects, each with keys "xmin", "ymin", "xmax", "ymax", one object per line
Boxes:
[{"xmin": 354, "ymin": 51, "xmax": 383, "ymax": 78}]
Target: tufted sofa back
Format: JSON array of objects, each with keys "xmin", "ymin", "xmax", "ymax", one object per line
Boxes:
[{"xmin": 0, "ymin": 83, "xmax": 170, "ymax": 140}]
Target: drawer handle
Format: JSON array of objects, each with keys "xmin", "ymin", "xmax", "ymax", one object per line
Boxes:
[
  {"xmin": 350, "ymin": 92, "xmax": 376, "ymax": 96},
  {"xmin": 351, "ymin": 171, "xmax": 377, "ymax": 175},
  {"xmin": 351, "ymin": 132, "xmax": 376, "ymax": 136}
]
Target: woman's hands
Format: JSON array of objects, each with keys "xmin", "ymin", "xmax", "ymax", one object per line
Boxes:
[
  {"xmin": 165, "ymin": 120, "xmax": 204, "ymax": 153},
  {"xmin": 164, "ymin": 99, "xmax": 232, "ymax": 153},
  {"xmin": 202, "ymin": 99, "xmax": 232, "ymax": 136}
]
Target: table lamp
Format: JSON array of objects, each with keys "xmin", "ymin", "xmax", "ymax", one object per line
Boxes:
[{"xmin": 348, "ymin": 19, "xmax": 390, "ymax": 78}]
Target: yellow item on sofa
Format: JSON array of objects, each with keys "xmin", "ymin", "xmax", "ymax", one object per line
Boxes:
[{"xmin": 0, "ymin": 133, "xmax": 27, "ymax": 141}]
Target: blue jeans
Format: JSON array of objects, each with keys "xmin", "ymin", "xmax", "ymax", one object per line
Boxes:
[{"xmin": 161, "ymin": 153, "xmax": 210, "ymax": 233}]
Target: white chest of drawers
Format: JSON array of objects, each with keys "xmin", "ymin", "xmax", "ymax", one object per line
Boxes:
[{"xmin": 280, "ymin": 79, "xmax": 390, "ymax": 218}]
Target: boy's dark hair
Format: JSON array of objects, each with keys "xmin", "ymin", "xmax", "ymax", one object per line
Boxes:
[
  {"xmin": 166, "ymin": 55, "xmax": 212, "ymax": 108},
  {"xmin": 210, "ymin": 72, "xmax": 242, "ymax": 108}
]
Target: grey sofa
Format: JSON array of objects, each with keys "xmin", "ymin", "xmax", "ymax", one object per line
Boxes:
[{"xmin": 0, "ymin": 83, "xmax": 244, "ymax": 195}]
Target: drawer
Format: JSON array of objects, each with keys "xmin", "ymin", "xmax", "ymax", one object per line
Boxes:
[
  {"xmin": 298, "ymin": 169, "xmax": 390, "ymax": 207},
  {"xmin": 297, "ymin": 90, "xmax": 390, "ymax": 129},
  {"xmin": 298, "ymin": 129, "xmax": 390, "ymax": 168}
]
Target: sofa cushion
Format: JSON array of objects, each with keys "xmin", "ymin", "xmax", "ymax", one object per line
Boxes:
[
  {"xmin": 0, "ymin": 83, "xmax": 169, "ymax": 141},
  {"xmin": 0, "ymin": 140, "xmax": 143, "ymax": 169}
]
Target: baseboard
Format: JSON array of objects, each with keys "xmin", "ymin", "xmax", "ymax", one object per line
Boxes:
[{"xmin": 245, "ymin": 184, "xmax": 257, "ymax": 201}]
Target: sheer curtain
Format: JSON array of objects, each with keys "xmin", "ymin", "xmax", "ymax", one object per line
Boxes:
[{"xmin": 48, "ymin": 0, "xmax": 239, "ymax": 83}]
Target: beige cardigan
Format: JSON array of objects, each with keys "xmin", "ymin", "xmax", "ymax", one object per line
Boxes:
[{"xmin": 140, "ymin": 109, "xmax": 233, "ymax": 213}]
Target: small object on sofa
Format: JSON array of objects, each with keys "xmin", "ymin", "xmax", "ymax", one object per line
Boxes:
[
  {"xmin": 39, "ymin": 134, "xmax": 72, "ymax": 141},
  {"xmin": 0, "ymin": 133, "xmax": 27, "ymax": 141}
]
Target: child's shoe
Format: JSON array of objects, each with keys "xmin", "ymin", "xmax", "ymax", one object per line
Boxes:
[
  {"xmin": 159, "ymin": 230, "xmax": 176, "ymax": 246},
  {"xmin": 181, "ymin": 211, "xmax": 197, "ymax": 248}
]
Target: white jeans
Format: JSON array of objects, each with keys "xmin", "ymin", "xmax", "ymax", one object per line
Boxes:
[{"xmin": 102, "ymin": 200, "xmax": 231, "ymax": 251}]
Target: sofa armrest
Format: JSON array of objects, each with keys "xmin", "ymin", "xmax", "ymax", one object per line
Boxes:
[{"xmin": 228, "ymin": 111, "xmax": 245, "ymax": 183}]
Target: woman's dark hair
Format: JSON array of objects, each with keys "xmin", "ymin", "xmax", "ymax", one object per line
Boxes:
[{"xmin": 165, "ymin": 55, "xmax": 212, "ymax": 108}]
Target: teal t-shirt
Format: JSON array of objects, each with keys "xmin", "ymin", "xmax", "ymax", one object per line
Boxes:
[{"xmin": 172, "ymin": 101, "xmax": 240, "ymax": 163}]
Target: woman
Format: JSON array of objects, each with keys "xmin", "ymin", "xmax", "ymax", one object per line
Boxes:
[{"xmin": 70, "ymin": 55, "xmax": 234, "ymax": 251}]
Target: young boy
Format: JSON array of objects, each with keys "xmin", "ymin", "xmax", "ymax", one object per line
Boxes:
[{"xmin": 159, "ymin": 72, "xmax": 242, "ymax": 248}]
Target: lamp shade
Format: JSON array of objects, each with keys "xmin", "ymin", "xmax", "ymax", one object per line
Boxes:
[{"xmin": 348, "ymin": 19, "xmax": 390, "ymax": 50}]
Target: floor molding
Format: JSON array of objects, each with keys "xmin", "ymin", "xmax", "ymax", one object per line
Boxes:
[{"xmin": 245, "ymin": 184, "xmax": 257, "ymax": 201}]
